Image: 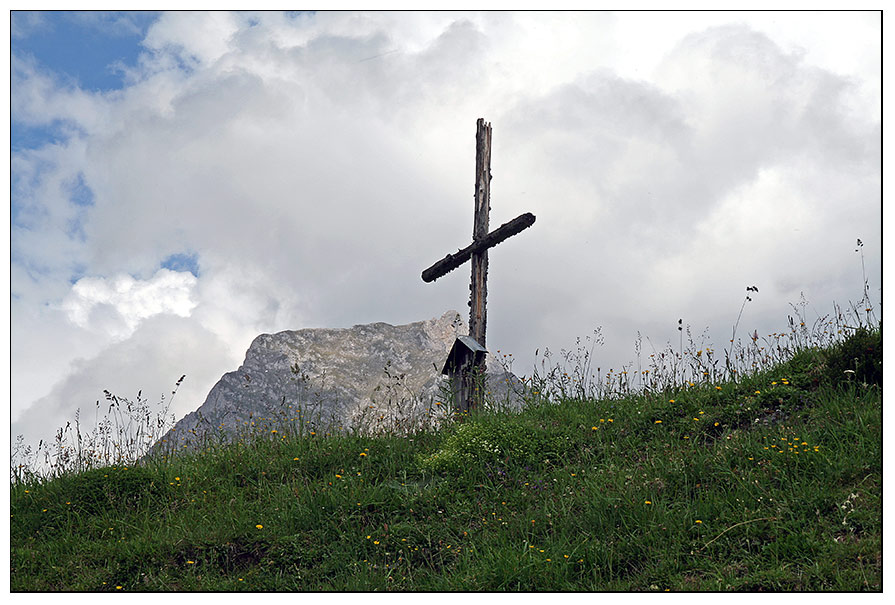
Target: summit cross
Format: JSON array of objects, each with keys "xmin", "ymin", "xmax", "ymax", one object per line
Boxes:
[{"xmin": 421, "ymin": 118, "xmax": 536, "ymax": 409}]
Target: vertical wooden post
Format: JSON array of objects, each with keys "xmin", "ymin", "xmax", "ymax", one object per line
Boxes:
[
  {"xmin": 469, "ymin": 118, "xmax": 491, "ymax": 349},
  {"xmin": 467, "ymin": 118, "xmax": 491, "ymax": 412}
]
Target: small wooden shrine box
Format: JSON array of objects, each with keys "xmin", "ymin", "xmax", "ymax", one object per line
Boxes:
[{"xmin": 441, "ymin": 336, "xmax": 487, "ymax": 414}]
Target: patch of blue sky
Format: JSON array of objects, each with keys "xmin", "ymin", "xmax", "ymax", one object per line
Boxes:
[
  {"xmin": 66, "ymin": 215, "xmax": 88, "ymax": 243},
  {"xmin": 62, "ymin": 174, "xmax": 93, "ymax": 241},
  {"xmin": 11, "ymin": 11, "xmax": 158, "ymax": 93},
  {"xmin": 11, "ymin": 121, "xmax": 72, "ymax": 152},
  {"xmin": 67, "ymin": 173, "xmax": 95, "ymax": 207},
  {"xmin": 162, "ymin": 252, "xmax": 200, "ymax": 277}
]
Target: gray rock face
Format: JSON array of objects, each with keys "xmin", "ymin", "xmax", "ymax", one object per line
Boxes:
[{"xmin": 152, "ymin": 311, "xmax": 525, "ymax": 454}]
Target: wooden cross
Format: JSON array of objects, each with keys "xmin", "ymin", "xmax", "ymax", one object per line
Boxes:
[{"xmin": 422, "ymin": 118, "xmax": 536, "ymax": 412}]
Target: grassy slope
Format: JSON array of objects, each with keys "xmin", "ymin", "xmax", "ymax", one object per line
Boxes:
[{"xmin": 11, "ymin": 332, "xmax": 882, "ymax": 591}]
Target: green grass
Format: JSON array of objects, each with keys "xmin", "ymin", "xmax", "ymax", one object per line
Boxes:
[{"xmin": 11, "ymin": 323, "xmax": 881, "ymax": 591}]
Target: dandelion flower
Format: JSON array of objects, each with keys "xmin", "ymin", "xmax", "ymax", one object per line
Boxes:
[
  {"xmin": 645, "ymin": 500, "xmax": 652, "ymax": 505},
  {"xmin": 655, "ymin": 420, "xmax": 662, "ymax": 424},
  {"xmin": 256, "ymin": 524, "xmax": 264, "ymax": 530}
]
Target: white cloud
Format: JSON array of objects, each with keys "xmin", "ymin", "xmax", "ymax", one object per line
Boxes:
[
  {"xmin": 142, "ymin": 11, "xmax": 240, "ymax": 66},
  {"xmin": 61, "ymin": 269, "xmax": 198, "ymax": 339},
  {"xmin": 10, "ymin": 53, "xmax": 108, "ymax": 131},
  {"xmin": 11, "ymin": 315, "xmax": 238, "ymax": 452}
]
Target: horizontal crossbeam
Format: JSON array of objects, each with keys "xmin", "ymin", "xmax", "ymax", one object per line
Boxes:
[{"xmin": 421, "ymin": 212, "xmax": 536, "ymax": 283}]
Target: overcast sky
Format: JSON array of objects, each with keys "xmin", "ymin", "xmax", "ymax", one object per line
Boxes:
[{"xmin": 9, "ymin": 10, "xmax": 882, "ymax": 452}]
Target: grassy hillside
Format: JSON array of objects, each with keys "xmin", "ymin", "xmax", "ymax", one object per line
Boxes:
[{"xmin": 11, "ymin": 324, "xmax": 881, "ymax": 591}]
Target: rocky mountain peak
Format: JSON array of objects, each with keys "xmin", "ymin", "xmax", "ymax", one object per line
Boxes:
[{"xmin": 151, "ymin": 311, "xmax": 524, "ymax": 454}]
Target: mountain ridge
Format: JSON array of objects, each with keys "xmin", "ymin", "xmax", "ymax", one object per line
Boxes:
[{"xmin": 151, "ymin": 310, "xmax": 525, "ymax": 454}]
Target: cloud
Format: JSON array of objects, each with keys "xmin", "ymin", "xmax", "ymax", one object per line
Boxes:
[
  {"xmin": 143, "ymin": 10, "xmax": 240, "ymax": 66},
  {"xmin": 61, "ymin": 269, "xmax": 198, "ymax": 339},
  {"xmin": 11, "ymin": 315, "xmax": 237, "ymax": 453},
  {"xmin": 10, "ymin": 52, "xmax": 107, "ymax": 130}
]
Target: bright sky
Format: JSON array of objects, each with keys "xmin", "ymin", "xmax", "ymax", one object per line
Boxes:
[{"xmin": 8, "ymin": 10, "xmax": 882, "ymax": 452}]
